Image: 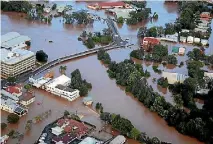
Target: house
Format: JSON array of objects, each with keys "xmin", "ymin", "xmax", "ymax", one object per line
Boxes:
[
  {"xmin": 106, "ymin": 8, "xmax": 135, "ymax": 19},
  {"xmin": 141, "ymin": 37, "xmax": 160, "ymax": 51},
  {"xmin": 178, "ymin": 47, "xmax": 186, "ymax": 55},
  {"xmin": 0, "ymin": 135, "xmax": 9, "ymax": 144},
  {"xmin": 109, "ymin": 135, "xmax": 126, "ymax": 144},
  {"xmin": 5, "ymin": 85, "xmax": 22, "ymax": 97},
  {"xmin": 29, "ymin": 76, "xmax": 52, "ymax": 88},
  {"xmin": 79, "ymin": 137, "xmax": 102, "ymax": 144},
  {"xmin": 56, "ymin": 5, "xmax": 65, "ymax": 13},
  {"xmin": 51, "ymin": 126, "xmax": 63, "ymax": 136},
  {"xmin": 201, "ymin": 39, "xmax": 208, "ymax": 46},
  {"xmin": 19, "ymin": 92, "xmax": 35, "ymax": 106},
  {"xmin": 52, "ymin": 133, "xmax": 76, "ymax": 144},
  {"xmin": 200, "ymin": 12, "xmax": 211, "ymax": 18},
  {"xmin": 44, "ymin": 75, "xmax": 80, "ymax": 101},
  {"xmin": 172, "ymin": 46, "xmax": 179, "ymax": 54},
  {"xmin": 83, "ymin": 97, "xmax": 93, "ymax": 106},
  {"xmin": 160, "ymin": 33, "xmax": 178, "ymax": 42},
  {"xmin": 194, "ymin": 37, "xmax": 201, "ymax": 43},
  {"xmin": 162, "ymin": 72, "xmax": 187, "ymax": 84},
  {"xmin": 43, "ymin": 3, "xmax": 54, "ymax": 13},
  {"xmin": 204, "ymin": 72, "xmax": 213, "ymax": 79},
  {"xmin": 180, "ymin": 36, "xmax": 187, "ymax": 43},
  {"xmin": 187, "ymin": 36, "xmax": 194, "ymax": 44},
  {"xmin": 87, "ymin": 1, "xmax": 131, "ymax": 10},
  {"xmin": 194, "ymin": 28, "xmax": 208, "ymax": 33}
]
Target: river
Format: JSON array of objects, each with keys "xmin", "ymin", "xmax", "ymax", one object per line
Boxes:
[{"xmin": 1, "ymin": 1, "xmax": 213, "ymax": 144}]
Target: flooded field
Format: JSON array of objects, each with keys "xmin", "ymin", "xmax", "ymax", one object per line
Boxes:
[{"xmin": 1, "ymin": 1, "xmax": 213, "ymax": 144}]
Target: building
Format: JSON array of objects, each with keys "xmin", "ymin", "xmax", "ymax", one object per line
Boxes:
[
  {"xmin": 1, "ymin": 32, "xmax": 31, "ymax": 49},
  {"xmin": 1, "ymin": 48, "xmax": 35, "ymax": 78},
  {"xmin": 178, "ymin": 47, "xmax": 186, "ymax": 55},
  {"xmin": 44, "ymin": 75, "xmax": 80, "ymax": 101},
  {"xmin": 79, "ymin": 137, "xmax": 102, "ymax": 144},
  {"xmin": 5, "ymin": 85, "xmax": 22, "ymax": 97},
  {"xmin": 83, "ymin": 97, "xmax": 93, "ymax": 106},
  {"xmin": 43, "ymin": 3, "xmax": 54, "ymax": 13},
  {"xmin": 0, "ymin": 135, "xmax": 9, "ymax": 144},
  {"xmin": 109, "ymin": 135, "xmax": 126, "ymax": 144},
  {"xmin": 187, "ymin": 36, "xmax": 194, "ymax": 44},
  {"xmin": 160, "ymin": 33, "xmax": 178, "ymax": 42},
  {"xmin": 162, "ymin": 72, "xmax": 187, "ymax": 84},
  {"xmin": 200, "ymin": 12, "xmax": 211, "ymax": 18},
  {"xmin": 204, "ymin": 72, "xmax": 213, "ymax": 79},
  {"xmin": 141, "ymin": 37, "xmax": 160, "ymax": 51},
  {"xmin": 180, "ymin": 36, "xmax": 187, "ymax": 43},
  {"xmin": 87, "ymin": 1, "xmax": 130, "ymax": 10},
  {"xmin": 52, "ymin": 133, "xmax": 76, "ymax": 144},
  {"xmin": 172, "ymin": 46, "xmax": 179, "ymax": 54},
  {"xmin": 0, "ymin": 92, "xmax": 28, "ymax": 116},
  {"xmin": 1, "ymin": 89, "xmax": 19, "ymax": 102},
  {"xmin": 106, "ymin": 8, "xmax": 135, "ymax": 19},
  {"xmin": 194, "ymin": 37, "xmax": 201, "ymax": 43},
  {"xmin": 201, "ymin": 39, "xmax": 208, "ymax": 46},
  {"xmin": 29, "ymin": 76, "xmax": 52, "ymax": 88},
  {"xmin": 56, "ymin": 5, "xmax": 65, "ymax": 13},
  {"xmin": 19, "ymin": 92, "xmax": 35, "ymax": 106}
]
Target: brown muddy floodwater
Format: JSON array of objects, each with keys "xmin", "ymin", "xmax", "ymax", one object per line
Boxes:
[{"xmin": 1, "ymin": 1, "xmax": 213, "ymax": 144}]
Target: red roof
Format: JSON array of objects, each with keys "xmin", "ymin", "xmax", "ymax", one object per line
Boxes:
[
  {"xmin": 97, "ymin": 1, "xmax": 126, "ymax": 7},
  {"xmin": 143, "ymin": 37, "xmax": 160, "ymax": 45},
  {"xmin": 6, "ymin": 86, "xmax": 22, "ymax": 94}
]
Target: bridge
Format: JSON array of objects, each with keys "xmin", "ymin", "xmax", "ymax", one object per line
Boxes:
[{"xmin": 1, "ymin": 17, "xmax": 128, "ymax": 87}]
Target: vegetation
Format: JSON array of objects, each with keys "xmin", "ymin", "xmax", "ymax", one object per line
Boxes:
[
  {"xmin": 152, "ymin": 65, "xmax": 162, "ymax": 74},
  {"xmin": 187, "ymin": 48, "xmax": 205, "ymax": 61},
  {"xmin": 97, "ymin": 49, "xmax": 111, "ymax": 65},
  {"xmin": 164, "ymin": 23, "xmax": 176, "ymax": 35},
  {"xmin": 127, "ymin": 8, "xmax": 151, "ymax": 25},
  {"xmin": 96, "ymin": 102, "xmax": 103, "ymax": 113},
  {"xmin": 7, "ymin": 113, "xmax": 20, "ymax": 124},
  {"xmin": 7, "ymin": 76, "xmax": 17, "ymax": 85},
  {"xmin": 25, "ymin": 120, "xmax": 33, "ymax": 131},
  {"xmin": 172, "ymin": 94, "xmax": 184, "ymax": 108},
  {"xmin": 152, "ymin": 12, "xmax": 158, "ymax": 19},
  {"xmin": 1, "ymin": 123, "xmax": 7, "ymax": 130},
  {"xmin": 157, "ymin": 77, "xmax": 169, "ymax": 88},
  {"xmin": 130, "ymin": 49, "xmax": 144, "ymax": 60},
  {"xmin": 63, "ymin": 11, "xmax": 94, "ymax": 24},
  {"xmin": 117, "ymin": 16, "xmax": 124, "ymax": 24},
  {"xmin": 187, "ymin": 60, "xmax": 204, "ymax": 80},
  {"xmin": 64, "ymin": 110, "xmax": 70, "ymax": 116},
  {"xmin": 24, "ymin": 84, "xmax": 32, "ymax": 91},
  {"xmin": 100, "ymin": 112, "xmax": 169, "ymax": 143},
  {"xmin": 59, "ymin": 65, "xmax": 67, "ymax": 74},
  {"xmin": 152, "ymin": 44, "xmax": 168, "ymax": 62},
  {"xmin": 70, "ymin": 69, "xmax": 92, "ymax": 96},
  {"xmin": 52, "ymin": 4, "xmax": 57, "ymax": 10},
  {"xmin": 36, "ymin": 50, "xmax": 48, "ymax": 62},
  {"xmin": 167, "ymin": 55, "xmax": 177, "ymax": 65},
  {"xmin": 1, "ymin": 1, "xmax": 32, "ymax": 13}
]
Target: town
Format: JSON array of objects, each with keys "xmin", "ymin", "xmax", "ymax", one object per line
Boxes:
[{"xmin": 1, "ymin": 0, "xmax": 213, "ymax": 144}]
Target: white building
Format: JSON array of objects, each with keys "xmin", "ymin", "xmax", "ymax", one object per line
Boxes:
[
  {"xmin": 1, "ymin": 48, "xmax": 35, "ymax": 78},
  {"xmin": 1, "ymin": 32, "xmax": 31, "ymax": 49},
  {"xmin": 180, "ymin": 36, "xmax": 187, "ymax": 43},
  {"xmin": 51, "ymin": 126, "xmax": 63, "ymax": 136},
  {"xmin": 109, "ymin": 135, "xmax": 126, "ymax": 144},
  {"xmin": 204, "ymin": 72, "xmax": 213, "ymax": 79},
  {"xmin": 162, "ymin": 72, "xmax": 187, "ymax": 84},
  {"xmin": 187, "ymin": 36, "xmax": 194, "ymax": 44},
  {"xmin": 45, "ymin": 75, "xmax": 80, "ymax": 101},
  {"xmin": 19, "ymin": 92, "xmax": 35, "ymax": 106},
  {"xmin": 194, "ymin": 37, "xmax": 201, "ymax": 43},
  {"xmin": 0, "ymin": 135, "xmax": 9, "ymax": 144},
  {"xmin": 29, "ymin": 77, "xmax": 52, "ymax": 88},
  {"xmin": 201, "ymin": 39, "xmax": 208, "ymax": 46}
]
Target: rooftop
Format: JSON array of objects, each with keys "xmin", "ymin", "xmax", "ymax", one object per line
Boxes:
[
  {"xmin": 19, "ymin": 92, "xmax": 35, "ymax": 102},
  {"xmin": 143, "ymin": 37, "xmax": 160, "ymax": 44},
  {"xmin": 109, "ymin": 135, "xmax": 126, "ymax": 144},
  {"xmin": 1, "ymin": 32, "xmax": 20, "ymax": 43},
  {"xmin": 6, "ymin": 85, "xmax": 22, "ymax": 95},
  {"xmin": 162, "ymin": 72, "xmax": 187, "ymax": 84},
  {"xmin": 1, "ymin": 35, "xmax": 30, "ymax": 48},
  {"xmin": 96, "ymin": 1, "xmax": 126, "ymax": 7},
  {"xmin": 52, "ymin": 133, "xmax": 76, "ymax": 144},
  {"xmin": 1, "ymin": 48, "xmax": 35, "ymax": 65},
  {"xmin": 46, "ymin": 75, "xmax": 71, "ymax": 88},
  {"xmin": 1, "ymin": 89, "xmax": 19, "ymax": 101},
  {"xmin": 79, "ymin": 137, "xmax": 102, "ymax": 144},
  {"xmin": 55, "ymin": 84, "xmax": 76, "ymax": 93}
]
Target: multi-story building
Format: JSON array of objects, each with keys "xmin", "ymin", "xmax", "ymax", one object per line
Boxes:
[
  {"xmin": 1, "ymin": 48, "xmax": 35, "ymax": 78},
  {"xmin": 44, "ymin": 75, "xmax": 80, "ymax": 101}
]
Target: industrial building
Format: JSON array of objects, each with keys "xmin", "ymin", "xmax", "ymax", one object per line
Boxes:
[
  {"xmin": 1, "ymin": 48, "xmax": 36, "ymax": 78},
  {"xmin": 1, "ymin": 32, "xmax": 31, "ymax": 49}
]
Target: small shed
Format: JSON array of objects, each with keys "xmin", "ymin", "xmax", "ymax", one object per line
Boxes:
[
  {"xmin": 187, "ymin": 36, "xmax": 194, "ymax": 44},
  {"xmin": 180, "ymin": 36, "xmax": 186, "ymax": 43},
  {"xmin": 201, "ymin": 39, "xmax": 208, "ymax": 46},
  {"xmin": 172, "ymin": 46, "xmax": 179, "ymax": 54},
  {"xmin": 178, "ymin": 47, "xmax": 186, "ymax": 55},
  {"xmin": 194, "ymin": 37, "xmax": 201, "ymax": 43}
]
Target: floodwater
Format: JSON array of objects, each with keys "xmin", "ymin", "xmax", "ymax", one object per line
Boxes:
[{"xmin": 1, "ymin": 1, "xmax": 213, "ymax": 144}]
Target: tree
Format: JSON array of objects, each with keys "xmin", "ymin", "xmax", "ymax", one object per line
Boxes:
[
  {"xmin": 24, "ymin": 84, "xmax": 32, "ymax": 91},
  {"xmin": 1, "ymin": 1, "xmax": 32, "ymax": 13},
  {"xmin": 1, "ymin": 123, "xmax": 7, "ymax": 130},
  {"xmin": 157, "ymin": 77, "xmax": 169, "ymax": 88},
  {"xmin": 85, "ymin": 37, "xmax": 95, "ymax": 49},
  {"xmin": 130, "ymin": 128, "xmax": 141, "ymax": 140},
  {"xmin": 52, "ymin": 4, "xmax": 57, "ymax": 10},
  {"xmin": 117, "ymin": 16, "xmax": 124, "ymax": 24},
  {"xmin": 147, "ymin": 27, "xmax": 158, "ymax": 37},
  {"xmin": 187, "ymin": 49, "xmax": 204, "ymax": 61},
  {"xmin": 167, "ymin": 55, "xmax": 177, "ymax": 65},
  {"xmin": 172, "ymin": 94, "xmax": 184, "ymax": 108},
  {"xmin": 36, "ymin": 50, "xmax": 48, "ymax": 62},
  {"xmin": 152, "ymin": 44, "xmax": 168, "ymax": 62},
  {"xmin": 164, "ymin": 23, "xmax": 176, "ymax": 35},
  {"xmin": 184, "ymin": 77, "xmax": 197, "ymax": 92},
  {"xmin": 7, "ymin": 113, "xmax": 20, "ymax": 124},
  {"xmin": 7, "ymin": 76, "xmax": 16, "ymax": 84},
  {"xmin": 64, "ymin": 110, "xmax": 70, "ymax": 116},
  {"xmin": 207, "ymin": 55, "xmax": 213, "ymax": 65},
  {"xmin": 130, "ymin": 49, "xmax": 144, "ymax": 60},
  {"xmin": 59, "ymin": 65, "xmax": 67, "ymax": 74}
]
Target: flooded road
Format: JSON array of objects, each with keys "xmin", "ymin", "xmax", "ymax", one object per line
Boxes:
[{"xmin": 1, "ymin": 1, "xmax": 212, "ymax": 144}]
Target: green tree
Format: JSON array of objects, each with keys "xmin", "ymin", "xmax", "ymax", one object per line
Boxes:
[
  {"xmin": 7, "ymin": 76, "xmax": 17, "ymax": 84},
  {"xmin": 117, "ymin": 16, "xmax": 124, "ymax": 24},
  {"xmin": 24, "ymin": 84, "xmax": 32, "ymax": 91},
  {"xmin": 130, "ymin": 49, "xmax": 144, "ymax": 60},
  {"xmin": 7, "ymin": 113, "xmax": 20, "ymax": 124},
  {"xmin": 164, "ymin": 23, "xmax": 176, "ymax": 35},
  {"xmin": 36, "ymin": 50, "xmax": 48, "ymax": 62},
  {"xmin": 167, "ymin": 55, "xmax": 178, "ymax": 65},
  {"xmin": 85, "ymin": 37, "xmax": 95, "ymax": 49},
  {"xmin": 1, "ymin": 123, "xmax": 7, "ymax": 130},
  {"xmin": 59, "ymin": 65, "xmax": 67, "ymax": 74},
  {"xmin": 147, "ymin": 26, "xmax": 158, "ymax": 37},
  {"xmin": 130, "ymin": 128, "xmax": 141, "ymax": 140},
  {"xmin": 52, "ymin": 4, "xmax": 57, "ymax": 10},
  {"xmin": 172, "ymin": 94, "xmax": 184, "ymax": 108},
  {"xmin": 64, "ymin": 110, "xmax": 70, "ymax": 116}
]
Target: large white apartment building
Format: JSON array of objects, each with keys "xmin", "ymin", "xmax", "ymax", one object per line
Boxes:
[
  {"xmin": 1, "ymin": 48, "xmax": 35, "ymax": 78},
  {"xmin": 44, "ymin": 75, "xmax": 80, "ymax": 101}
]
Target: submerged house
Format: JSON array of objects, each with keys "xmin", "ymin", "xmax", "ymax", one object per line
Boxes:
[
  {"xmin": 87, "ymin": 1, "xmax": 131, "ymax": 10},
  {"xmin": 141, "ymin": 37, "xmax": 160, "ymax": 51},
  {"xmin": 162, "ymin": 72, "xmax": 187, "ymax": 84}
]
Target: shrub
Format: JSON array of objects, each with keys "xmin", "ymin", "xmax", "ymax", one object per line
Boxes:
[{"xmin": 7, "ymin": 113, "xmax": 20, "ymax": 124}]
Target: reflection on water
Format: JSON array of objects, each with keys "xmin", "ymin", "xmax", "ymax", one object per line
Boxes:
[{"xmin": 1, "ymin": 1, "xmax": 213, "ymax": 144}]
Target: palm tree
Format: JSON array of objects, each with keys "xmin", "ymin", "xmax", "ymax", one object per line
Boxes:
[{"xmin": 59, "ymin": 65, "xmax": 67, "ymax": 74}]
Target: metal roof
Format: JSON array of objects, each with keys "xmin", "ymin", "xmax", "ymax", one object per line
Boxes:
[
  {"xmin": 1, "ymin": 32, "xmax": 20, "ymax": 43},
  {"xmin": 1, "ymin": 48, "xmax": 35, "ymax": 65},
  {"xmin": 109, "ymin": 135, "xmax": 126, "ymax": 144},
  {"xmin": 2, "ymin": 35, "xmax": 31, "ymax": 48},
  {"xmin": 79, "ymin": 137, "xmax": 101, "ymax": 144}
]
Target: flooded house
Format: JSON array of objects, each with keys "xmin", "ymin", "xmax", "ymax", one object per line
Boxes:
[
  {"xmin": 5, "ymin": 84, "xmax": 23, "ymax": 97},
  {"xmin": 87, "ymin": 1, "xmax": 131, "ymax": 10},
  {"xmin": 141, "ymin": 37, "xmax": 160, "ymax": 51},
  {"xmin": 162, "ymin": 72, "xmax": 187, "ymax": 84}
]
